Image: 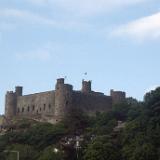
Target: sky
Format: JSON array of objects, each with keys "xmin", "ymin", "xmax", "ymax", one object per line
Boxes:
[{"xmin": 0, "ymin": 0, "xmax": 160, "ymax": 114}]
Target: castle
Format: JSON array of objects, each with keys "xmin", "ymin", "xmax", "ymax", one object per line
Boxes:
[{"xmin": 5, "ymin": 78, "xmax": 126, "ymax": 123}]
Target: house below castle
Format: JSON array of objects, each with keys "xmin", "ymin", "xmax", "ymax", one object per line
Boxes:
[{"xmin": 5, "ymin": 78, "xmax": 126, "ymax": 124}]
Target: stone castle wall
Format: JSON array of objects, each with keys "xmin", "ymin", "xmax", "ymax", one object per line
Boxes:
[
  {"xmin": 5, "ymin": 91, "xmax": 17, "ymax": 119},
  {"xmin": 16, "ymin": 91, "xmax": 55, "ymax": 117},
  {"xmin": 72, "ymin": 91, "xmax": 112, "ymax": 116},
  {"xmin": 4, "ymin": 78, "xmax": 126, "ymax": 123},
  {"xmin": 55, "ymin": 83, "xmax": 73, "ymax": 120},
  {"xmin": 110, "ymin": 89, "xmax": 126, "ymax": 105}
]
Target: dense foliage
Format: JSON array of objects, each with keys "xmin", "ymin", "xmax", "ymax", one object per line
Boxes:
[{"xmin": 0, "ymin": 87, "xmax": 160, "ymax": 159}]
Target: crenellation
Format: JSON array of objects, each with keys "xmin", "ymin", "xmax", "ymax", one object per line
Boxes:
[
  {"xmin": 82, "ymin": 80, "xmax": 92, "ymax": 93},
  {"xmin": 15, "ymin": 86, "xmax": 23, "ymax": 96}
]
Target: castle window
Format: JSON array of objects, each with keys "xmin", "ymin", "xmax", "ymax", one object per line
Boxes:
[
  {"xmin": 22, "ymin": 108, "xmax": 24, "ymax": 113},
  {"xmin": 44, "ymin": 104, "xmax": 46, "ymax": 111},
  {"xmin": 32, "ymin": 105, "xmax": 35, "ymax": 111},
  {"xmin": 40, "ymin": 107, "xmax": 41, "ymax": 112},
  {"xmin": 48, "ymin": 104, "xmax": 51, "ymax": 110},
  {"xmin": 66, "ymin": 101, "xmax": 69, "ymax": 105},
  {"xmin": 17, "ymin": 108, "xmax": 20, "ymax": 113},
  {"xmin": 28, "ymin": 106, "xmax": 30, "ymax": 112}
]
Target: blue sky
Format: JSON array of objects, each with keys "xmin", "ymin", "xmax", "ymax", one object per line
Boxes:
[{"xmin": 0, "ymin": 0, "xmax": 160, "ymax": 114}]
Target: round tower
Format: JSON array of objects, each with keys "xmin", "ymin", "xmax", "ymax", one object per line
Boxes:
[
  {"xmin": 15, "ymin": 86, "xmax": 23, "ymax": 96},
  {"xmin": 55, "ymin": 79, "xmax": 73, "ymax": 121},
  {"xmin": 110, "ymin": 89, "xmax": 126, "ymax": 105},
  {"xmin": 82, "ymin": 80, "xmax": 92, "ymax": 93},
  {"xmin": 5, "ymin": 91, "xmax": 17, "ymax": 119}
]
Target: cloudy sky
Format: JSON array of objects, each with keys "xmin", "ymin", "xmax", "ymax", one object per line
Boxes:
[{"xmin": 0, "ymin": 0, "xmax": 160, "ymax": 114}]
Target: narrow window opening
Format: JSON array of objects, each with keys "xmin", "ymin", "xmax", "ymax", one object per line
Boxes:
[
  {"xmin": 48, "ymin": 104, "xmax": 51, "ymax": 110},
  {"xmin": 44, "ymin": 104, "xmax": 46, "ymax": 110},
  {"xmin": 28, "ymin": 106, "xmax": 30, "ymax": 112},
  {"xmin": 32, "ymin": 105, "xmax": 35, "ymax": 111},
  {"xmin": 66, "ymin": 101, "xmax": 69, "ymax": 105}
]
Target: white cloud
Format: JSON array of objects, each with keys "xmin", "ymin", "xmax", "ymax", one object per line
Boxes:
[
  {"xmin": 111, "ymin": 12, "xmax": 160, "ymax": 41},
  {"xmin": 0, "ymin": 8, "xmax": 58, "ymax": 26},
  {"xmin": 27, "ymin": 0, "xmax": 47, "ymax": 5},
  {"xmin": 0, "ymin": 8, "xmax": 91, "ymax": 31},
  {"xmin": 26, "ymin": 0, "xmax": 147, "ymax": 16},
  {"xmin": 15, "ymin": 44, "xmax": 54, "ymax": 62}
]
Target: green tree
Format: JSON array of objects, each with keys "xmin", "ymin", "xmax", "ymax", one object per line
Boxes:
[
  {"xmin": 144, "ymin": 87, "xmax": 160, "ymax": 107},
  {"xmin": 63, "ymin": 107, "xmax": 89, "ymax": 134},
  {"xmin": 112, "ymin": 102, "xmax": 130, "ymax": 121},
  {"xmin": 122, "ymin": 143, "xmax": 158, "ymax": 160},
  {"xmin": 5, "ymin": 144, "xmax": 38, "ymax": 160},
  {"xmin": 5, "ymin": 122, "xmax": 67, "ymax": 150},
  {"xmin": 83, "ymin": 136, "xmax": 120, "ymax": 160}
]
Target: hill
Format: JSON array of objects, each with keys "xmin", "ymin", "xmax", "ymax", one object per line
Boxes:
[{"xmin": 0, "ymin": 88, "xmax": 160, "ymax": 160}]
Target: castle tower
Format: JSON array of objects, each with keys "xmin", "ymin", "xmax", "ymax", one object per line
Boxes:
[
  {"xmin": 15, "ymin": 86, "xmax": 23, "ymax": 96},
  {"xmin": 5, "ymin": 91, "xmax": 17, "ymax": 119},
  {"xmin": 110, "ymin": 89, "xmax": 126, "ymax": 105},
  {"xmin": 56, "ymin": 78, "xmax": 65, "ymax": 90},
  {"xmin": 55, "ymin": 78, "xmax": 73, "ymax": 122},
  {"xmin": 82, "ymin": 80, "xmax": 92, "ymax": 93}
]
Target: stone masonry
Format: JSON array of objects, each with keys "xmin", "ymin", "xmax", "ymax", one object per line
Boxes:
[{"xmin": 5, "ymin": 78, "xmax": 126, "ymax": 123}]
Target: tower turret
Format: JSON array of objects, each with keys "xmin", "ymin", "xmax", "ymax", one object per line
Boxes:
[
  {"xmin": 5, "ymin": 91, "xmax": 17, "ymax": 119},
  {"xmin": 110, "ymin": 89, "xmax": 126, "ymax": 105},
  {"xmin": 55, "ymin": 78, "xmax": 65, "ymax": 90},
  {"xmin": 55, "ymin": 78, "xmax": 73, "ymax": 122},
  {"xmin": 82, "ymin": 80, "xmax": 92, "ymax": 93},
  {"xmin": 15, "ymin": 86, "xmax": 23, "ymax": 96}
]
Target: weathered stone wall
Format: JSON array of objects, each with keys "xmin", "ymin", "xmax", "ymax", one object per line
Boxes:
[
  {"xmin": 16, "ymin": 91, "xmax": 55, "ymax": 117},
  {"xmin": 72, "ymin": 91, "xmax": 112, "ymax": 115},
  {"xmin": 82, "ymin": 80, "xmax": 91, "ymax": 93},
  {"xmin": 5, "ymin": 92, "xmax": 17, "ymax": 119},
  {"xmin": 110, "ymin": 90, "xmax": 126, "ymax": 105},
  {"xmin": 15, "ymin": 90, "xmax": 113, "ymax": 118},
  {"xmin": 55, "ymin": 84, "xmax": 73, "ymax": 121},
  {"xmin": 4, "ymin": 78, "xmax": 126, "ymax": 123}
]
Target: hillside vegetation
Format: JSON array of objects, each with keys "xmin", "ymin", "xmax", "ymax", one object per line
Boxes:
[{"xmin": 0, "ymin": 88, "xmax": 160, "ymax": 160}]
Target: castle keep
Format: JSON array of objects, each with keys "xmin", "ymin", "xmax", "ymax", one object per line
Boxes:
[{"xmin": 5, "ymin": 78, "xmax": 126, "ymax": 123}]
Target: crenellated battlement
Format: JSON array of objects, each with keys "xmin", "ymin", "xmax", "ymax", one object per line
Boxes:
[
  {"xmin": 82, "ymin": 80, "xmax": 92, "ymax": 93},
  {"xmin": 15, "ymin": 86, "xmax": 23, "ymax": 96},
  {"xmin": 6, "ymin": 91, "xmax": 14, "ymax": 94}
]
